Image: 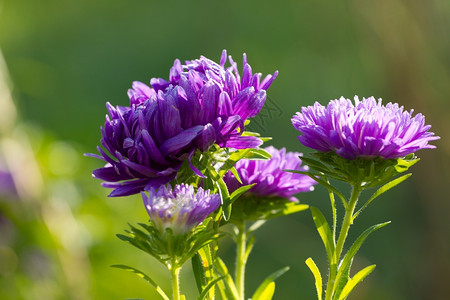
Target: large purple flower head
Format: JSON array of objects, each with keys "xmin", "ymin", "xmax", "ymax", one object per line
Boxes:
[
  {"xmin": 90, "ymin": 50, "xmax": 278, "ymax": 197},
  {"xmin": 142, "ymin": 184, "xmax": 220, "ymax": 235},
  {"xmin": 224, "ymin": 146, "xmax": 317, "ymax": 202},
  {"xmin": 292, "ymin": 96, "xmax": 439, "ymax": 160}
]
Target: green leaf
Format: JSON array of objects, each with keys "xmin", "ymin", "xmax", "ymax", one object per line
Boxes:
[
  {"xmin": 252, "ymin": 282, "xmax": 275, "ymax": 300},
  {"xmin": 248, "ymin": 220, "xmax": 266, "ymax": 233},
  {"xmin": 244, "ymin": 234, "xmax": 255, "ymax": 262},
  {"xmin": 192, "ymin": 253, "xmax": 207, "ymax": 293},
  {"xmin": 310, "ymin": 207, "xmax": 335, "ymax": 264},
  {"xmin": 197, "ymin": 276, "xmax": 225, "ymax": 300},
  {"xmin": 353, "ymin": 174, "xmax": 411, "ymax": 220},
  {"xmin": 338, "ymin": 265, "xmax": 376, "ymax": 300},
  {"xmin": 277, "ymin": 203, "xmax": 309, "ymax": 218},
  {"xmin": 251, "ymin": 266, "xmax": 289, "ymax": 300},
  {"xmin": 230, "ymin": 166, "xmax": 242, "ymax": 184},
  {"xmin": 111, "ymin": 264, "xmax": 169, "ymax": 300},
  {"xmin": 216, "ymin": 178, "xmax": 232, "ymax": 220},
  {"xmin": 197, "ymin": 246, "xmax": 215, "ymax": 300},
  {"xmin": 332, "ymin": 257, "xmax": 352, "ymax": 300},
  {"xmin": 229, "ymin": 184, "xmax": 255, "ymax": 203},
  {"xmin": 305, "ymin": 258, "xmax": 322, "ymax": 300},
  {"xmin": 219, "ymin": 149, "xmax": 251, "ymax": 177},
  {"xmin": 245, "ymin": 148, "xmax": 272, "ymax": 160},
  {"xmin": 214, "ymin": 258, "xmax": 239, "ymax": 300},
  {"xmin": 288, "ymin": 171, "xmax": 348, "ymax": 209},
  {"xmin": 333, "ymin": 222, "xmax": 390, "ymax": 298},
  {"xmin": 241, "ymin": 130, "xmax": 261, "ymax": 137}
]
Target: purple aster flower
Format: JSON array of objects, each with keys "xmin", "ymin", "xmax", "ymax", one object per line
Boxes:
[
  {"xmin": 0, "ymin": 168, "xmax": 17, "ymax": 199},
  {"xmin": 89, "ymin": 50, "xmax": 278, "ymax": 197},
  {"xmin": 224, "ymin": 146, "xmax": 317, "ymax": 202},
  {"xmin": 292, "ymin": 96, "xmax": 439, "ymax": 160},
  {"xmin": 142, "ymin": 184, "xmax": 220, "ymax": 235}
]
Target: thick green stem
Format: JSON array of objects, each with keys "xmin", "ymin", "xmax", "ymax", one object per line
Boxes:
[
  {"xmin": 235, "ymin": 222, "xmax": 247, "ymax": 300},
  {"xmin": 171, "ymin": 264, "xmax": 181, "ymax": 300},
  {"xmin": 325, "ymin": 185, "xmax": 362, "ymax": 300}
]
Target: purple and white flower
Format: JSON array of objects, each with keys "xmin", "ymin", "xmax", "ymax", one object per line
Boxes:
[
  {"xmin": 89, "ymin": 50, "xmax": 278, "ymax": 197},
  {"xmin": 292, "ymin": 96, "xmax": 439, "ymax": 160},
  {"xmin": 142, "ymin": 184, "xmax": 220, "ymax": 235},
  {"xmin": 224, "ymin": 146, "xmax": 317, "ymax": 201}
]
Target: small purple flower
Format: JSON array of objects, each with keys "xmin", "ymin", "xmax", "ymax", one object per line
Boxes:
[
  {"xmin": 224, "ymin": 146, "xmax": 317, "ymax": 201},
  {"xmin": 142, "ymin": 184, "xmax": 220, "ymax": 235},
  {"xmin": 0, "ymin": 168, "xmax": 17, "ymax": 199},
  {"xmin": 89, "ymin": 50, "xmax": 278, "ymax": 197},
  {"xmin": 292, "ymin": 96, "xmax": 439, "ymax": 160}
]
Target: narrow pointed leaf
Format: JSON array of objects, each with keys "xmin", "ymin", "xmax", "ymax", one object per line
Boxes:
[
  {"xmin": 252, "ymin": 282, "xmax": 275, "ymax": 300},
  {"xmin": 334, "ymin": 221, "xmax": 390, "ymax": 297},
  {"xmin": 216, "ymin": 178, "xmax": 232, "ymax": 220},
  {"xmin": 230, "ymin": 166, "xmax": 243, "ymax": 184},
  {"xmin": 192, "ymin": 253, "xmax": 207, "ymax": 293},
  {"xmin": 244, "ymin": 234, "xmax": 255, "ymax": 262},
  {"xmin": 305, "ymin": 258, "xmax": 322, "ymax": 300},
  {"xmin": 310, "ymin": 207, "xmax": 335, "ymax": 264},
  {"xmin": 332, "ymin": 257, "xmax": 352, "ymax": 300},
  {"xmin": 245, "ymin": 148, "xmax": 272, "ymax": 160},
  {"xmin": 197, "ymin": 246, "xmax": 215, "ymax": 299},
  {"xmin": 338, "ymin": 265, "xmax": 376, "ymax": 300},
  {"xmin": 354, "ymin": 174, "xmax": 411, "ymax": 220},
  {"xmin": 111, "ymin": 264, "xmax": 169, "ymax": 300},
  {"xmin": 230, "ymin": 183, "xmax": 255, "ymax": 203},
  {"xmin": 214, "ymin": 258, "xmax": 239, "ymax": 300},
  {"xmin": 219, "ymin": 149, "xmax": 251, "ymax": 177},
  {"xmin": 197, "ymin": 276, "xmax": 225, "ymax": 300},
  {"xmin": 248, "ymin": 220, "xmax": 266, "ymax": 233},
  {"xmin": 251, "ymin": 266, "xmax": 289, "ymax": 300},
  {"xmin": 288, "ymin": 171, "xmax": 348, "ymax": 209}
]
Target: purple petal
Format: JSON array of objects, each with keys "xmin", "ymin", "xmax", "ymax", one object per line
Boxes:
[{"xmin": 159, "ymin": 125, "xmax": 204, "ymax": 156}]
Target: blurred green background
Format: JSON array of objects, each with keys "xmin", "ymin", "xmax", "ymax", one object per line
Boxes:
[{"xmin": 0, "ymin": 0, "xmax": 449, "ymax": 299}]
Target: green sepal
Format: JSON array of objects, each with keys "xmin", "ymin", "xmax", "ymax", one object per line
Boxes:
[
  {"xmin": 117, "ymin": 220, "xmax": 222, "ymax": 268},
  {"xmin": 337, "ymin": 265, "xmax": 376, "ymax": 300},
  {"xmin": 298, "ymin": 152, "xmax": 419, "ymax": 188},
  {"xmin": 111, "ymin": 264, "xmax": 169, "ymax": 300},
  {"xmin": 251, "ymin": 266, "xmax": 290, "ymax": 300},
  {"xmin": 310, "ymin": 207, "xmax": 335, "ymax": 265},
  {"xmin": 230, "ymin": 195, "xmax": 309, "ymax": 222},
  {"xmin": 305, "ymin": 258, "xmax": 323, "ymax": 300}
]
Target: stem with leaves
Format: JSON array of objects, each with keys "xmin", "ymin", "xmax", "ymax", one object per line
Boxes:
[{"xmin": 324, "ymin": 184, "xmax": 361, "ymax": 300}]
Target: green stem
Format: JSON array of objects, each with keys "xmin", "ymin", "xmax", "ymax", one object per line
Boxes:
[
  {"xmin": 325, "ymin": 184, "xmax": 362, "ymax": 300},
  {"xmin": 171, "ymin": 263, "xmax": 181, "ymax": 300},
  {"xmin": 235, "ymin": 221, "xmax": 247, "ymax": 300}
]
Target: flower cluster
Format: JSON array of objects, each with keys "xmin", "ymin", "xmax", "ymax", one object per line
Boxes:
[
  {"xmin": 224, "ymin": 146, "xmax": 316, "ymax": 201},
  {"xmin": 142, "ymin": 184, "xmax": 220, "ymax": 235},
  {"xmin": 292, "ymin": 96, "xmax": 439, "ymax": 159},
  {"xmin": 90, "ymin": 50, "xmax": 278, "ymax": 196}
]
